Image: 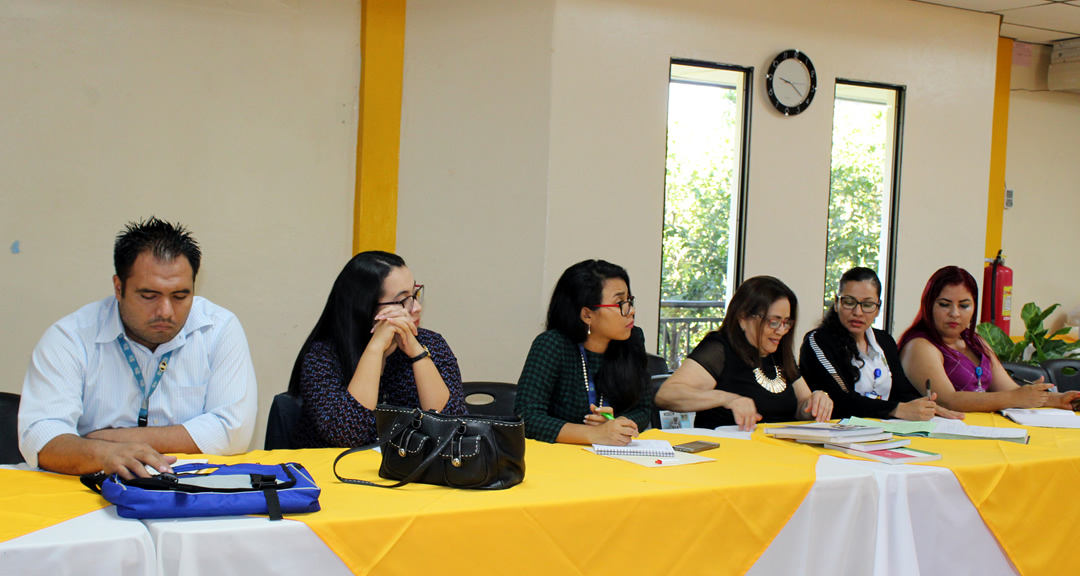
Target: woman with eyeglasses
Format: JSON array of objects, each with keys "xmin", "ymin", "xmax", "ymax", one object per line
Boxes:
[
  {"xmin": 800, "ymin": 267, "xmax": 962, "ymax": 421},
  {"xmin": 899, "ymin": 265, "xmax": 1079, "ymax": 412},
  {"xmin": 515, "ymin": 260, "xmax": 651, "ymax": 445},
  {"xmin": 656, "ymin": 276, "xmax": 832, "ymax": 431},
  {"xmin": 288, "ymin": 251, "xmax": 466, "ymax": 448}
]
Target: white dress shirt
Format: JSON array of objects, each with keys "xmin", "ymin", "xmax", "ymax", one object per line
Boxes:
[
  {"xmin": 19, "ymin": 296, "xmax": 257, "ymax": 468},
  {"xmin": 852, "ymin": 329, "xmax": 893, "ymax": 400}
]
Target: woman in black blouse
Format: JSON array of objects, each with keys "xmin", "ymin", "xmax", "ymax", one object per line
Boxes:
[
  {"xmin": 656, "ymin": 276, "xmax": 832, "ymax": 431},
  {"xmin": 799, "ymin": 267, "xmax": 961, "ymax": 421}
]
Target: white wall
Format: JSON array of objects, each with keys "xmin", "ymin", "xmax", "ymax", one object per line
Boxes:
[
  {"xmin": 399, "ymin": 0, "xmax": 999, "ymax": 382},
  {"xmin": 1004, "ymin": 44, "xmax": 1080, "ymax": 334},
  {"xmin": 0, "ymin": 0, "xmax": 361, "ymax": 448}
]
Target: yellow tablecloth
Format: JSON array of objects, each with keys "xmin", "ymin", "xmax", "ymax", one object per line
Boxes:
[
  {"xmin": 210, "ymin": 429, "xmax": 818, "ymax": 576},
  {"xmin": 917, "ymin": 413, "xmax": 1080, "ymax": 576},
  {"xmin": 0, "ymin": 469, "xmax": 110, "ymax": 543}
]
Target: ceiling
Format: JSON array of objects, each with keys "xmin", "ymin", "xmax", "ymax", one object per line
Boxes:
[{"xmin": 914, "ymin": 0, "xmax": 1080, "ymax": 44}]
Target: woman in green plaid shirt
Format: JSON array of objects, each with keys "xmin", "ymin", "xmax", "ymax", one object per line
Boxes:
[{"xmin": 515, "ymin": 260, "xmax": 652, "ymax": 445}]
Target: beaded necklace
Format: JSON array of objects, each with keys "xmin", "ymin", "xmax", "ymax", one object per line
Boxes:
[{"xmin": 578, "ymin": 344, "xmax": 602, "ymax": 407}]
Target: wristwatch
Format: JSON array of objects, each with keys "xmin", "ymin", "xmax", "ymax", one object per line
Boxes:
[{"xmin": 409, "ymin": 346, "xmax": 431, "ymax": 364}]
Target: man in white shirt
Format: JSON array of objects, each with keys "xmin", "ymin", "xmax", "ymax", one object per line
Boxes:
[{"xmin": 18, "ymin": 217, "xmax": 257, "ymax": 478}]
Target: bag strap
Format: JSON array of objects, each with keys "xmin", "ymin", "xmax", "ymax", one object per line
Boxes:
[
  {"xmin": 251, "ymin": 473, "xmax": 283, "ymax": 521},
  {"xmin": 333, "ymin": 423, "xmax": 456, "ymax": 489}
]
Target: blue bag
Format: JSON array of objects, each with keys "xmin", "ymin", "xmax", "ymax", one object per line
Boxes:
[{"xmin": 81, "ymin": 462, "xmax": 320, "ymax": 520}]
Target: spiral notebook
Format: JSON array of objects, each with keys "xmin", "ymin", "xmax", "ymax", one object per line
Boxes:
[{"xmin": 591, "ymin": 439, "xmax": 676, "ymax": 457}]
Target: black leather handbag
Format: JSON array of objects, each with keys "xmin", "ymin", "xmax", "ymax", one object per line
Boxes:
[{"xmin": 333, "ymin": 404, "xmax": 526, "ymax": 490}]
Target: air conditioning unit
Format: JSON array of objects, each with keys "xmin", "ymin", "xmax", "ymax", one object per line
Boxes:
[{"xmin": 1048, "ymin": 37, "xmax": 1080, "ymax": 93}]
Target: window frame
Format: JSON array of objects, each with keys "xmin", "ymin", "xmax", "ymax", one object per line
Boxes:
[
  {"xmin": 666, "ymin": 58, "xmax": 753, "ymax": 291},
  {"xmin": 657, "ymin": 59, "xmax": 753, "ymax": 367},
  {"xmin": 830, "ymin": 78, "xmax": 906, "ymax": 333}
]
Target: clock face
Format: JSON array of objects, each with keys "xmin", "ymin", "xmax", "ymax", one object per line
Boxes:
[{"xmin": 766, "ymin": 50, "xmax": 817, "ymax": 115}]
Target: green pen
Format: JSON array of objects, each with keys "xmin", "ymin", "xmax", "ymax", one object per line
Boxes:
[{"xmin": 601, "ymin": 412, "xmax": 615, "ymax": 421}]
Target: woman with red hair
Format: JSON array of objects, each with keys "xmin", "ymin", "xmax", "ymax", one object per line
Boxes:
[{"xmin": 899, "ymin": 266, "xmax": 1079, "ymax": 412}]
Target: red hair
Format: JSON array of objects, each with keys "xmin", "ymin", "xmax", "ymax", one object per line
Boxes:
[{"xmin": 898, "ymin": 266, "xmax": 990, "ymax": 357}]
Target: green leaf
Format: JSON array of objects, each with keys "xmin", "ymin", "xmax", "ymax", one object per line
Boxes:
[
  {"xmin": 1033, "ymin": 303, "xmax": 1061, "ymax": 329},
  {"xmin": 977, "ymin": 323, "xmax": 1014, "ymax": 360},
  {"xmin": 1042, "ymin": 340, "xmax": 1066, "ymax": 357},
  {"xmin": 1050, "ymin": 327, "xmax": 1073, "ymax": 339},
  {"xmin": 1009, "ymin": 340, "xmax": 1031, "ymax": 364},
  {"xmin": 1021, "ymin": 302, "xmax": 1042, "ymax": 331}
]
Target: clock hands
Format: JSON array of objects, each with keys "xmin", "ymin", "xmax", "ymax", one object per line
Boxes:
[{"xmin": 778, "ymin": 77, "xmax": 804, "ymax": 98}]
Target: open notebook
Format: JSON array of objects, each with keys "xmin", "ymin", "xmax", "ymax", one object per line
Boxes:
[{"xmin": 591, "ymin": 439, "xmax": 676, "ymax": 457}]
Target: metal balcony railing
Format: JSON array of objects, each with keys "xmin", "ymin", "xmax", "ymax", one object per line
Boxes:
[{"xmin": 658, "ymin": 300, "xmax": 725, "ymax": 370}]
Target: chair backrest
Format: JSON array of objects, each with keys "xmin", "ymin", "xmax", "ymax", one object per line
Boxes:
[
  {"xmin": 1041, "ymin": 358, "xmax": 1080, "ymax": 393},
  {"xmin": 463, "ymin": 382, "xmax": 518, "ymax": 418},
  {"xmin": 649, "ymin": 374, "xmax": 669, "ymax": 430},
  {"xmin": 1000, "ymin": 361, "xmax": 1051, "ymax": 386},
  {"xmin": 0, "ymin": 392, "xmax": 24, "ymax": 464},
  {"xmin": 264, "ymin": 392, "xmax": 303, "ymax": 450},
  {"xmin": 646, "ymin": 353, "xmax": 670, "ymax": 376}
]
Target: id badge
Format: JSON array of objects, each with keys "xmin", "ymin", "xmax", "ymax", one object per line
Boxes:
[{"xmin": 865, "ymin": 391, "xmax": 882, "ymax": 400}]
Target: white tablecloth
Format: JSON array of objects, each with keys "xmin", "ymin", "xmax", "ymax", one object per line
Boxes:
[
  {"xmin": 0, "ymin": 507, "xmax": 155, "ymax": 576},
  {"xmin": 143, "ymin": 457, "xmax": 1017, "ymax": 576}
]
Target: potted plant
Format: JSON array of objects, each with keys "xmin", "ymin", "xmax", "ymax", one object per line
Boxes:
[{"xmin": 977, "ymin": 302, "xmax": 1080, "ymax": 364}]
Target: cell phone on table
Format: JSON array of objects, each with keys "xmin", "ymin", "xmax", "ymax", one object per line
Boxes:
[{"xmin": 673, "ymin": 441, "xmax": 719, "ymax": 453}]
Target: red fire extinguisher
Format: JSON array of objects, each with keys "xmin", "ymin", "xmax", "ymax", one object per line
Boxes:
[{"xmin": 981, "ymin": 250, "xmax": 1012, "ymax": 333}]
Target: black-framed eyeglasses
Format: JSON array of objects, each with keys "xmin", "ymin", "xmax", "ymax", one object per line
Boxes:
[
  {"xmin": 838, "ymin": 295, "xmax": 880, "ymax": 313},
  {"xmin": 594, "ymin": 296, "xmax": 636, "ymax": 317},
  {"xmin": 753, "ymin": 314, "xmax": 794, "ymax": 331},
  {"xmin": 379, "ymin": 285, "xmax": 424, "ymax": 309}
]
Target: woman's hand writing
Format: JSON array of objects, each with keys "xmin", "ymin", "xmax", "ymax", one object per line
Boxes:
[
  {"xmin": 1010, "ymin": 382, "xmax": 1053, "ymax": 408},
  {"xmin": 583, "ymin": 404, "xmax": 613, "ymax": 426},
  {"xmin": 588, "ymin": 416, "xmax": 638, "ymax": 445}
]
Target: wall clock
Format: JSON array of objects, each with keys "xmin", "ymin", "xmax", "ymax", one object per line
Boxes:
[{"xmin": 766, "ymin": 50, "xmax": 816, "ymax": 116}]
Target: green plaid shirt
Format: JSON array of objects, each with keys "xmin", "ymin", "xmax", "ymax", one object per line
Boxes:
[{"xmin": 515, "ymin": 328, "xmax": 651, "ymax": 443}]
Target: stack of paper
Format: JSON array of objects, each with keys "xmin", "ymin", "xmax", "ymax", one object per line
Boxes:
[
  {"xmin": 842, "ymin": 416, "xmax": 1030, "ymax": 444},
  {"xmin": 824, "ymin": 444, "xmax": 941, "ymax": 465},
  {"xmin": 762, "ymin": 422, "xmax": 890, "ymax": 444}
]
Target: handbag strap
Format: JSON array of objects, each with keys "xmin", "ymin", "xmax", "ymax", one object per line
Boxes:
[{"xmin": 333, "ymin": 419, "xmax": 457, "ymax": 489}]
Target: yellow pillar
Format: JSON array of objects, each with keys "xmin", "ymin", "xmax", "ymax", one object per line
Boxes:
[
  {"xmin": 985, "ymin": 37, "xmax": 1012, "ymax": 259},
  {"xmin": 353, "ymin": 0, "xmax": 406, "ymax": 255}
]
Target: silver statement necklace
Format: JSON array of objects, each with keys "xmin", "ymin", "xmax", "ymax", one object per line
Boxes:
[{"xmin": 753, "ymin": 362, "xmax": 787, "ymax": 394}]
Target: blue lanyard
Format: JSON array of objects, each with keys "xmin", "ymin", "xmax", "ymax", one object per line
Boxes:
[
  {"xmin": 578, "ymin": 344, "xmax": 600, "ymax": 407},
  {"xmin": 117, "ymin": 334, "xmax": 172, "ymax": 427}
]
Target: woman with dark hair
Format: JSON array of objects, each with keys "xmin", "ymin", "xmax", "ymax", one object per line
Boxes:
[
  {"xmin": 898, "ymin": 265, "xmax": 1079, "ymax": 412},
  {"xmin": 289, "ymin": 251, "xmax": 466, "ymax": 447},
  {"xmin": 800, "ymin": 267, "xmax": 962, "ymax": 421},
  {"xmin": 515, "ymin": 260, "xmax": 651, "ymax": 445},
  {"xmin": 656, "ymin": 276, "xmax": 832, "ymax": 431}
]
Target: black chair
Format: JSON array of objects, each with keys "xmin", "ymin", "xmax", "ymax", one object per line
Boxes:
[
  {"xmin": 1041, "ymin": 358, "xmax": 1080, "ymax": 393},
  {"xmin": 1000, "ymin": 361, "xmax": 1050, "ymax": 386},
  {"xmin": 0, "ymin": 392, "xmax": 24, "ymax": 464},
  {"xmin": 264, "ymin": 392, "xmax": 303, "ymax": 450},
  {"xmin": 646, "ymin": 353, "xmax": 670, "ymax": 376},
  {"xmin": 649, "ymin": 374, "xmax": 669, "ymax": 430},
  {"xmin": 463, "ymin": 382, "xmax": 518, "ymax": 418}
]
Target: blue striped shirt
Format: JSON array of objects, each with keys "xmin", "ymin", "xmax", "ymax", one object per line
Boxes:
[{"xmin": 19, "ymin": 296, "xmax": 258, "ymax": 468}]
